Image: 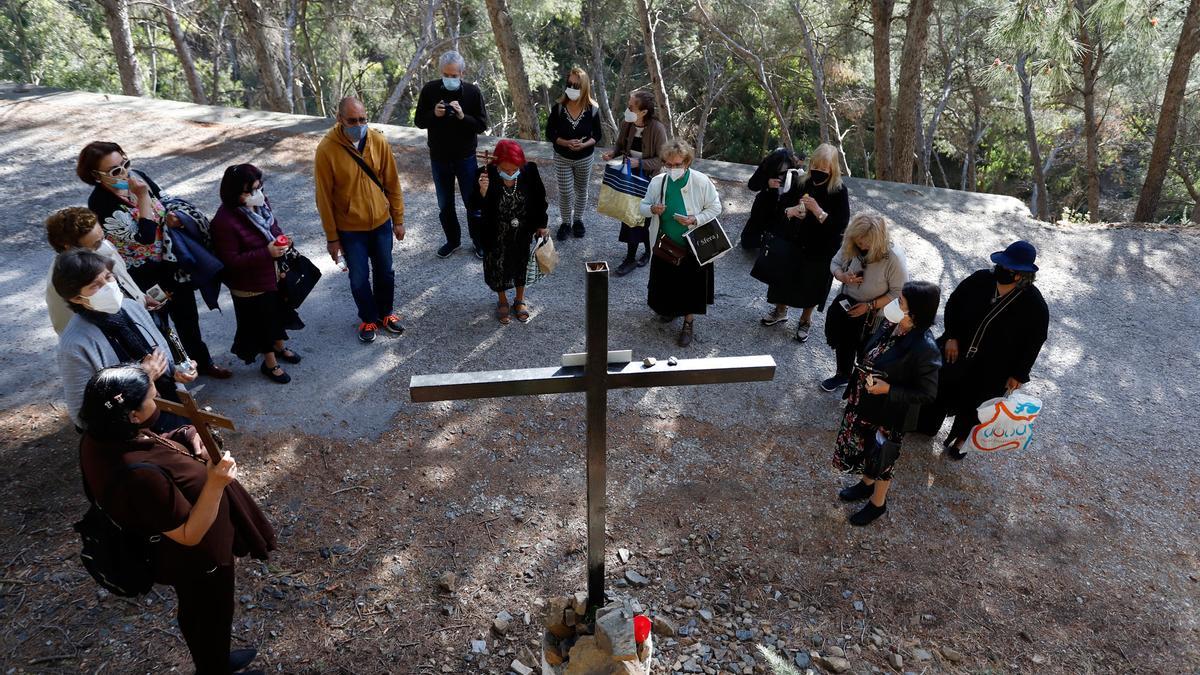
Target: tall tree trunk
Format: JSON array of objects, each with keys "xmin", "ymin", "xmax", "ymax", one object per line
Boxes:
[
  {"xmin": 1077, "ymin": 1, "xmax": 1102, "ymax": 222},
  {"xmin": 922, "ymin": 13, "xmax": 956, "ymax": 186},
  {"xmin": 871, "ymin": 0, "xmax": 894, "ymax": 180},
  {"xmin": 1016, "ymin": 54, "xmax": 1051, "ymax": 221},
  {"xmin": 209, "ymin": 0, "xmax": 227, "ymax": 103},
  {"xmin": 891, "ymin": 0, "xmax": 934, "ymax": 183},
  {"xmin": 636, "ymin": 0, "xmax": 674, "ymax": 135},
  {"xmin": 163, "ymin": 0, "xmax": 208, "ymax": 104},
  {"xmin": 232, "ymin": 0, "xmax": 290, "ymax": 112},
  {"xmin": 98, "ymin": 0, "xmax": 143, "ymax": 96},
  {"xmin": 379, "ymin": 0, "xmax": 442, "ymax": 123},
  {"xmin": 695, "ymin": 0, "xmax": 793, "ymax": 150},
  {"xmin": 145, "ymin": 20, "xmax": 158, "ymax": 95},
  {"xmin": 483, "ymin": 0, "xmax": 539, "ymax": 139},
  {"xmin": 1135, "ymin": 0, "xmax": 1200, "ymax": 222},
  {"xmin": 583, "ymin": 0, "xmax": 618, "ymax": 138},
  {"xmin": 794, "ymin": 1, "xmax": 838, "ymax": 158}
]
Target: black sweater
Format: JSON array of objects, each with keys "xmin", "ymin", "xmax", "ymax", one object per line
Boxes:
[
  {"xmin": 940, "ymin": 269, "xmax": 1049, "ymax": 384},
  {"xmin": 545, "ymin": 102, "xmax": 603, "ymax": 160},
  {"xmin": 852, "ymin": 325, "xmax": 943, "ymax": 432},
  {"xmin": 414, "ymin": 80, "xmax": 489, "ymax": 161},
  {"xmin": 772, "ymin": 177, "xmax": 850, "ymax": 258}
]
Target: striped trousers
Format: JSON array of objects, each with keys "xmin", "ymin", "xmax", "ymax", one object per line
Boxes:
[{"xmin": 554, "ymin": 153, "xmax": 594, "ymax": 225}]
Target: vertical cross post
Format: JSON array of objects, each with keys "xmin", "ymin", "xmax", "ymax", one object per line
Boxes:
[{"xmin": 585, "ymin": 262, "xmax": 609, "ymax": 613}]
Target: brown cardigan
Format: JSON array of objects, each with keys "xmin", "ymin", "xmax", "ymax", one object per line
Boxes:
[{"xmin": 613, "ymin": 119, "xmax": 668, "ymax": 177}]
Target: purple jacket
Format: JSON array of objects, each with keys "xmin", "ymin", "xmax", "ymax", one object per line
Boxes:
[{"xmin": 210, "ymin": 202, "xmax": 284, "ymax": 293}]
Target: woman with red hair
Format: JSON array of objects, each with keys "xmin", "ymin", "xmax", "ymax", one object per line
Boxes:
[{"xmin": 471, "ymin": 140, "xmax": 549, "ymax": 323}]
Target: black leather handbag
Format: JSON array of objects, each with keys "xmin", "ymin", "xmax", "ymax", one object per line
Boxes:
[
  {"xmin": 750, "ymin": 234, "xmax": 797, "ymax": 286},
  {"xmin": 278, "ymin": 248, "xmax": 322, "ymax": 310},
  {"xmin": 863, "ymin": 434, "xmax": 901, "ymax": 479}
]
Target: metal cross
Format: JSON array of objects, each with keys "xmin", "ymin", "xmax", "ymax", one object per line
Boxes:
[
  {"xmin": 410, "ymin": 261, "xmax": 776, "ymax": 613},
  {"xmin": 155, "ymin": 387, "xmax": 234, "ymax": 464}
]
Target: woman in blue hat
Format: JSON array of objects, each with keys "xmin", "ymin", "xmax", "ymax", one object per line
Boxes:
[{"xmin": 918, "ymin": 241, "xmax": 1050, "ymax": 459}]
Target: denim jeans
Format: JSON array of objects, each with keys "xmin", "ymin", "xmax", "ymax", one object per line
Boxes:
[
  {"xmin": 339, "ymin": 220, "xmax": 394, "ymax": 324},
  {"xmin": 431, "ymin": 154, "xmax": 481, "ymax": 247}
]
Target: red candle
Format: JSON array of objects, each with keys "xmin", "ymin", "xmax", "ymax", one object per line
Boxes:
[{"xmin": 634, "ymin": 615, "xmax": 651, "ymax": 643}]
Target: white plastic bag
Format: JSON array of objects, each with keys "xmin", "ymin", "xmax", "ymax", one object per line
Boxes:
[{"xmin": 969, "ymin": 391, "xmax": 1043, "ymax": 452}]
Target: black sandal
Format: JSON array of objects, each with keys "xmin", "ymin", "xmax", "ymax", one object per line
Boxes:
[
  {"xmin": 513, "ymin": 302, "xmax": 531, "ymax": 323},
  {"xmin": 260, "ymin": 362, "xmax": 291, "ymax": 384},
  {"xmin": 274, "ymin": 348, "xmax": 302, "ymax": 364}
]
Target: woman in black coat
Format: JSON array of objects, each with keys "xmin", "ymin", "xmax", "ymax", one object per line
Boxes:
[
  {"xmin": 918, "ymin": 241, "xmax": 1049, "ymax": 459},
  {"xmin": 833, "ymin": 281, "xmax": 942, "ymax": 526},
  {"xmin": 757, "ymin": 143, "xmax": 851, "ymax": 342},
  {"xmin": 741, "ymin": 147, "xmax": 804, "ymax": 250},
  {"xmin": 470, "ymin": 140, "xmax": 549, "ymax": 324}
]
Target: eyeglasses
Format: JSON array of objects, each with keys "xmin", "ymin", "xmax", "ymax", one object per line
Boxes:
[
  {"xmin": 343, "ymin": 116, "xmax": 368, "ymax": 125},
  {"xmin": 663, "ymin": 161, "xmax": 686, "ymax": 168},
  {"xmin": 96, "ymin": 158, "xmax": 131, "ymax": 178}
]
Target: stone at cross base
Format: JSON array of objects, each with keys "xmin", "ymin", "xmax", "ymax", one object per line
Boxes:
[{"xmin": 541, "ymin": 595, "xmax": 652, "ymax": 675}]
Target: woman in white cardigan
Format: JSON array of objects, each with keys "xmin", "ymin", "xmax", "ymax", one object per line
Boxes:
[{"xmin": 638, "ymin": 139, "xmax": 722, "ymax": 347}]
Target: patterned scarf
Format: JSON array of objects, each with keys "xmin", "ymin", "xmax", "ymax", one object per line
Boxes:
[{"xmin": 239, "ymin": 202, "xmax": 277, "ymax": 243}]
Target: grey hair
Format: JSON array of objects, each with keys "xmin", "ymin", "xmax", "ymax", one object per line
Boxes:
[{"xmin": 439, "ymin": 51, "xmax": 466, "ymax": 71}]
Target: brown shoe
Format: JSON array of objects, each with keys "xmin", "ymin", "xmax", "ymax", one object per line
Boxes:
[
  {"xmin": 678, "ymin": 320, "xmax": 694, "ymax": 347},
  {"xmin": 199, "ymin": 364, "xmax": 233, "ymax": 379}
]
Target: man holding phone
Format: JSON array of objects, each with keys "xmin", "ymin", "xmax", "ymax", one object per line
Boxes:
[{"xmin": 415, "ymin": 50, "xmax": 489, "ymax": 259}]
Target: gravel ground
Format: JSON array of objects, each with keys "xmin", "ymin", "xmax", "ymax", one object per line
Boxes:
[{"xmin": 0, "ymin": 88, "xmax": 1197, "ymax": 674}]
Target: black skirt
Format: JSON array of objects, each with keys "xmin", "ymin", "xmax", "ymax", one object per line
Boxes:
[
  {"xmin": 618, "ymin": 219, "xmax": 650, "ymax": 245},
  {"xmin": 766, "ymin": 254, "xmax": 835, "ymax": 310},
  {"xmin": 647, "ymin": 248, "xmax": 715, "ymax": 318},
  {"xmin": 230, "ymin": 291, "xmax": 295, "ymax": 363}
]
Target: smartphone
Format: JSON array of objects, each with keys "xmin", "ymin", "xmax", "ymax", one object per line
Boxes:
[
  {"xmin": 145, "ymin": 285, "xmax": 170, "ymax": 304},
  {"xmin": 838, "ymin": 298, "xmax": 852, "ymax": 311}
]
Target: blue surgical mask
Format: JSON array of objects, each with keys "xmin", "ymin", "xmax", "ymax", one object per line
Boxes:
[
  {"xmin": 498, "ymin": 169, "xmax": 521, "ymax": 181},
  {"xmin": 344, "ymin": 124, "xmax": 367, "ymax": 143},
  {"xmin": 442, "ymin": 77, "xmax": 462, "ymax": 91},
  {"xmin": 113, "ymin": 180, "xmax": 130, "ymax": 191}
]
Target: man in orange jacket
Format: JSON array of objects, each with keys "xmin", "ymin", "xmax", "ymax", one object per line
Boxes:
[{"xmin": 315, "ymin": 96, "xmax": 407, "ymax": 343}]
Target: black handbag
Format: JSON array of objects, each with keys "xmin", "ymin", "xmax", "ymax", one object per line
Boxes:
[
  {"xmin": 278, "ymin": 248, "xmax": 322, "ymax": 310},
  {"xmin": 750, "ymin": 234, "xmax": 798, "ymax": 286},
  {"xmin": 863, "ymin": 434, "xmax": 901, "ymax": 480}
]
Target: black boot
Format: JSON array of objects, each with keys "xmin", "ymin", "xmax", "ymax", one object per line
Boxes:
[
  {"xmin": 572, "ymin": 220, "xmax": 586, "ymax": 238},
  {"xmin": 838, "ymin": 480, "xmax": 873, "ymax": 502},
  {"xmin": 557, "ymin": 223, "xmax": 571, "ymax": 241},
  {"xmin": 849, "ymin": 500, "xmax": 887, "ymax": 526},
  {"xmin": 615, "ymin": 257, "xmax": 638, "ymax": 276},
  {"xmin": 944, "ymin": 435, "xmax": 967, "ymax": 461}
]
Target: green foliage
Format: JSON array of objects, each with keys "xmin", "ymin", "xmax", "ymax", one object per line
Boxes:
[{"xmin": 0, "ymin": 0, "xmax": 117, "ymax": 92}]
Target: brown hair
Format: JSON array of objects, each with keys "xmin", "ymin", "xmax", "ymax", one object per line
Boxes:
[
  {"xmin": 46, "ymin": 207, "xmax": 99, "ymax": 252},
  {"xmin": 76, "ymin": 141, "xmax": 125, "ymax": 186},
  {"xmin": 631, "ymin": 90, "xmax": 656, "ymax": 119}
]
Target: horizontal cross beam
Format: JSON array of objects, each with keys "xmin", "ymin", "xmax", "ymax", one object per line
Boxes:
[{"xmin": 409, "ymin": 355, "xmax": 776, "ymax": 403}]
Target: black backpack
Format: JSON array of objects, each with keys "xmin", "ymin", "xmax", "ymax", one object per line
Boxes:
[{"xmin": 74, "ymin": 462, "xmax": 168, "ymax": 597}]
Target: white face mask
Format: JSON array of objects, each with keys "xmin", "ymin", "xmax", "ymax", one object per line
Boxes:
[
  {"xmin": 623, "ymin": 108, "xmax": 639, "ymax": 123},
  {"xmin": 95, "ymin": 239, "xmax": 119, "ymax": 260},
  {"xmin": 565, "ymin": 87, "xmax": 582, "ymax": 101},
  {"xmin": 883, "ymin": 298, "xmax": 906, "ymax": 324},
  {"xmin": 668, "ymin": 167, "xmax": 686, "ymax": 181},
  {"xmin": 244, "ymin": 189, "xmax": 266, "ymax": 208},
  {"xmin": 85, "ymin": 280, "xmax": 123, "ymax": 314}
]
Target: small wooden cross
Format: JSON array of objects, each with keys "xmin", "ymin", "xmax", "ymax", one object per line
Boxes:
[{"xmin": 155, "ymin": 387, "xmax": 235, "ymax": 464}]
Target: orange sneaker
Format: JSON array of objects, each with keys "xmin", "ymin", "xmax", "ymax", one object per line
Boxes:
[
  {"xmin": 358, "ymin": 322, "xmax": 378, "ymax": 343},
  {"xmin": 382, "ymin": 314, "xmax": 405, "ymax": 335}
]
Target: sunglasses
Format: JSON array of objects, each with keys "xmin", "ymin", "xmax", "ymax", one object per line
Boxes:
[
  {"xmin": 343, "ymin": 116, "xmax": 368, "ymax": 125},
  {"xmin": 96, "ymin": 158, "xmax": 131, "ymax": 178}
]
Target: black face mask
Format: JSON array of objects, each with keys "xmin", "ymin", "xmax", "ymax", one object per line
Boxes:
[
  {"xmin": 993, "ymin": 265, "xmax": 1018, "ymax": 285},
  {"xmin": 809, "ymin": 170, "xmax": 829, "ymax": 185}
]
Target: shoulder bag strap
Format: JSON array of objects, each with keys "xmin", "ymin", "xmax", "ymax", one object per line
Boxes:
[
  {"xmin": 340, "ymin": 145, "xmax": 387, "ymax": 197},
  {"xmin": 966, "ymin": 287, "xmax": 1025, "ymax": 358}
]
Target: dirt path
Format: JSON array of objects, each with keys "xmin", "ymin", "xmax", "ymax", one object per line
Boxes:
[{"xmin": 0, "ymin": 92, "xmax": 1197, "ymax": 674}]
